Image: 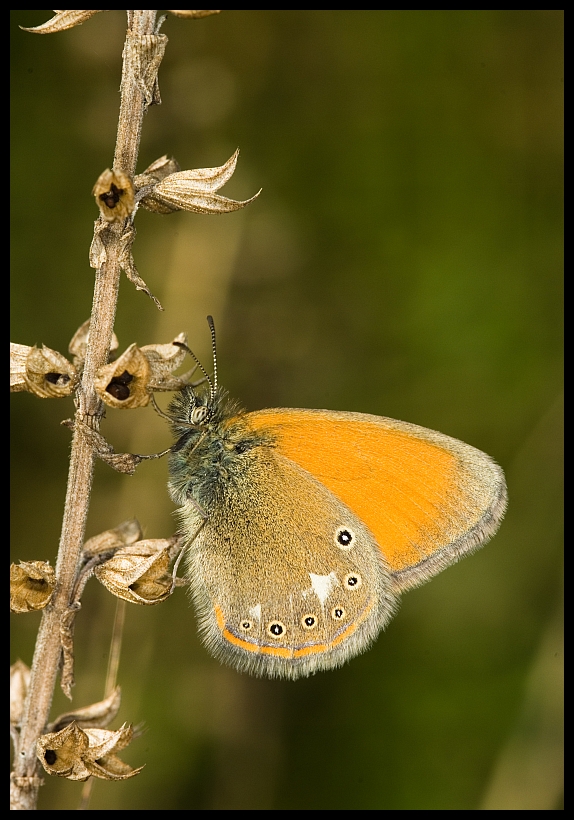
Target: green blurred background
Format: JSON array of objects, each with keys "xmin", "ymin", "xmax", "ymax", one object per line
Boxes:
[{"xmin": 11, "ymin": 10, "xmax": 563, "ymax": 810}]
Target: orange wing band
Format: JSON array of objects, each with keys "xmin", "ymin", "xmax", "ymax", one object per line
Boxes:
[{"xmin": 247, "ymin": 411, "xmax": 471, "ymax": 573}]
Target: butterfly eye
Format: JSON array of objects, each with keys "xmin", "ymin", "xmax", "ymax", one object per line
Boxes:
[
  {"xmin": 343, "ymin": 573, "xmax": 362, "ymax": 590},
  {"xmin": 267, "ymin": 621, "xmax": 286, "ymax": 638},
  {"xmin": 331, "ymin": 607, "xmax": 346, "ymax": 621},
  {"xmin": 239, "ymin": 620, "xmax": 253, "ymax": 632},
  {"xmin": 191, "ymin": 405, "xmax": 209, "ymax": 425},
  {"xmin": 335, "ymin": 527, "xmax": 355, "ymax": 550},
  {"xmin": 301, "ymin": 614, "xmax": 318, "ymax": 630}
]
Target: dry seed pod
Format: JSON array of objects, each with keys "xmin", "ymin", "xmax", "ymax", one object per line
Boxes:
[
  {"xmin": 93, "ymin": 169, "xmax": 135, "ymax": 223},
  {"xmin": 37, "ymin": 723, "xmax": 90, "ymax": 780},
  {"xmin": 10, "ymin": 561, "xmax": 56, "ymax": 613},
  {"xmin": 83, "ymin": 519, "xmax": 143, "ymax": 558},
  {"xmin": 138, "ymin": 149, "xmax": 261, "ymax": 215},
  {"xmin": 141, "ymin": 333, "xmax": 190, "ymax": 389},
  {"xmin": 94, "ymin": 336, "xmax": 191, "ymax": 407},
  {"xmin": 94, "ymin": 540, "xmax": 177, "ymax": 605},
  {"xmin": 21, "ymin": 10, "xmax": 105, "ymax": 34},
  {"xmin": 37, "ymin": 722, "xmax": 142, "ymax": 782},
  {"xmin": 94, "ymin": 344, "xmax": 151, "ymax": 409},
  {"xmin": 10, "ymin": 343, "xmax": 31, "ymax": 392},
  {"xmin": 10, "ymin": 343, "xmax": 78, "ymax": 398}
]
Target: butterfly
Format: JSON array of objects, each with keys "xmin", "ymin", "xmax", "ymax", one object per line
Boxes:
[{"xmin": 165, "ymin": 318, "xmax": 507, "ymax": 679}]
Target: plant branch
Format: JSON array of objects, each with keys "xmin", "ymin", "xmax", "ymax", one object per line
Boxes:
[{"xmin": 11, "ymin": 11, "xmax": 162, "ymax": 810}]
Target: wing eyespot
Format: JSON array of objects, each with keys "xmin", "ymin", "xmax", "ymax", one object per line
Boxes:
[
  {"xmin": 301, "ymin": 614, "xmax": 318, "ymax": 630},
  {"xmin": 343, "ymin": 572, "xmax": 362, "ymax": 590},
  {"xmin": 334, "ymin": 527, "xmax": 355, "ymax": 550},
  {"xmin": 267, "ymin": 621, "xmax": 286, "ymax": 638}
]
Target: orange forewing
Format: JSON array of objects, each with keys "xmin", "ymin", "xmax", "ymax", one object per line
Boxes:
[{"xmin": 247, "ymin": 408, "xmax": 502, "ymax": 577}]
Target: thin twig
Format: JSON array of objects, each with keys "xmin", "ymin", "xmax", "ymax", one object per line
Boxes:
[{"xmin": 105, "ymin": 600, "xmax": 127, "ymax": 700}]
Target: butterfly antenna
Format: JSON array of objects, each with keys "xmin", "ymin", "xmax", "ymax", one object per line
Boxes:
[
  {"xmin": 172, "ymin": 341, "xmax": 213, "ymax": 394},
  {"xmin": 207, "ymin": 315, "xmax": 218, "ymax": 400}
]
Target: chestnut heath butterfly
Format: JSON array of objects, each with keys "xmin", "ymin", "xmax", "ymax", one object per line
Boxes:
[{"xmin": 165, "ymin": 318, "xmax": 507, "ymax": 680}]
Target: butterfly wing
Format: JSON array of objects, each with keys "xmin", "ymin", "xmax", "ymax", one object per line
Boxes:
[
  {"xmin": 178, "ymin": 407, "xmax": 506, "ymax": 679},
  {"xmin": 179, "ymin": 435, "xmax": 398, "ymax": 680},
  {"xmin": 247, "ymin": 408, "xmax": 507, "ymax": 592}
]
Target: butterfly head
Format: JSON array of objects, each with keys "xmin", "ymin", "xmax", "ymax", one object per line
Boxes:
[{"xmin": 166, "ymin": 315, "xmax": 224, "ymax": 436}]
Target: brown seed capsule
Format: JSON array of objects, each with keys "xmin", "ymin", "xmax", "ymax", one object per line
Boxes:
[
  {"xmin": 20, "ymin": 10, "xmax": 105, "ymax": 34},
  {"xmin": 94, "ymin": 344, "xmax": 151, "ymax": 409},
  {"xmin": 10, "ymin": 561, "xmax": 56, "ymax": 613},
  {"xmin": 94, "ymin": 335, "xmax": 193, "ymax": 408},
  {"xmin": 93, "ymin": 169, "xmax": 135, "ymax": 223},
  {"xmin": 83, "ymin": 520, "xmax": 143, "ymax": 558},
  {"xmin": 94, "ymin": 540, "xmax": 177, "ymax": 605},
  {"xmin": 138, "ymin": 149, "xmax": 261, "ymax": 215},
  {"xmin": 10, "ymin": 343, "xmax": 78, "ymax": 398},
  {"xmin": 37, "ymin": 722, "xmax": 142, "ymax": 781}
]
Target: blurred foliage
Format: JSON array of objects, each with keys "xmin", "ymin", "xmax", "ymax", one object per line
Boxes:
[{"xmin": 11, "ymin": 10, "xmax": 562, "ymax": 810}]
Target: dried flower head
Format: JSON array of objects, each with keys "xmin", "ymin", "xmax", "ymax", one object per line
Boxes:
[
  {"xmin": 93, "ymin": 169, "xmax": 135, "ymax": 223},
  {"xmin": 83, "ymin": 519, "xmax": 143, "ymax": 559},
  {"xmin": 10, "ymin": 343, "xmax": 78, "ymax": 398},
  {"xmin": 138, "ymin": 149, "xmax": 261, "ymax": 215},
  {"xmin": 94, "ymin": 334, "xmax": 192, "ymax": 408},
  {"xmin": 37, "ymin": 722, "xmax": 142, "ymax": 782},
  {"xmin": 20, "ymin": 10, "xmax": 105, "ymax": 34},
  {"xmin": 94, "ymin": 344, "xmax": 151, "ymax": 408},
  {"xmin": 142, "ymin": 333, "xmax": 198, "ymax": 390},
  {"xmin": 94, "ymin": 539, "xmax": 180, "ymax": 605},
  {"xmin": 10, "ymin": 561, "xmax": 56, "ymax": 613}
]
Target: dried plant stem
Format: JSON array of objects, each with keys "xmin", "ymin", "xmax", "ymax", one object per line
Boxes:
[
  {"xmin": 105, "ymin": 600, "xmax": 127, "ymax": 699},
  {"xmin": 11, "ymin": 11, "xmax": 161, "ymax": 810}
]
